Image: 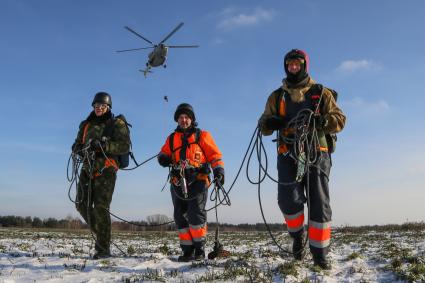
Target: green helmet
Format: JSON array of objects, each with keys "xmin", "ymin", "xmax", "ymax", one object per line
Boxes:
[{"xmin": 92, "ymin": 92, "xmax": 112, "ymax": 108}]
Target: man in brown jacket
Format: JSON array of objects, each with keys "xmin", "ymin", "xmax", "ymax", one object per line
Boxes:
[{"xmin": 259, "ymin": 49, "xmax": 346, "ymax": 269}]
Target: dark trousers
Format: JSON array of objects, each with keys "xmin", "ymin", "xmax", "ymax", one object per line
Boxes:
[
  {"xmin": 277, "ymin": 152, "xmax": 332, "ymax": 256},
  {"xmin": 171, "ymin": 180, "xmax": 208, "ymax": 251},
  {"xmin": 76, "ymin": 167, "xmax": 116, "ymax": 253}
]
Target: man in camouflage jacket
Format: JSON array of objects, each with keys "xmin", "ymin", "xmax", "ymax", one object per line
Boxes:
[
  {"xmin": 72, "ymin": 92, "xmax": 130, "ymax": 259},
  {"xmin": 259, "ymin": 49, "xmax": 346, "ymax": 269}
]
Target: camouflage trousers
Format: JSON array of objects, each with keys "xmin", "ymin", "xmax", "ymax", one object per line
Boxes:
[{"xmin": 76, "ymin": 166, "xmax": 116, "ymax": 253}]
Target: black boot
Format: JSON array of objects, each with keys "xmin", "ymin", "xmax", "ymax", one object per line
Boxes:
[
  {"xmin": 93, "ymin": 249, "xmax": 111, "ymax": 259},
  {"xmin": 178, "ymin": 247, "xmax": 194, "ymax": 262},
  {"xmin": 313, "ymin": 254, "xmax": 331, "ymax": 270},
  {"xmin": 292, "ymin": 234, "xmax": 306, "ymax": 260},
  {"xmin": 93, "ymin": 242, "xmax": 111, "ymax": 260},
  {"xmin": 194, "ymin": 247, "xmax": 205, "ymax": 261}
]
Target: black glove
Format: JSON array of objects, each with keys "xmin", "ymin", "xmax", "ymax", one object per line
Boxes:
[
  {"xmin": 213, "ymin": 168, "xmax": 225, "ymax": 186},
  {"xmin": 264, "ymin": 116, "xmax": 287, "ymax": 130},
  {"xmin": 90, "ymin": 139, "xmax": 106, "ymax": 152},
  {"xmin": 313, "ymin": 115, "xmax": 328, "ymax": 130},
  {"xmin": 158, "ymin": 154, "xmax": 172, "ymax": 167},
  {"xmin": 71, "ymin": 142, "xmax": 82, "ymax": 153}
]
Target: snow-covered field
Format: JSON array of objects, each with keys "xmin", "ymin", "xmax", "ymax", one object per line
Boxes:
[{"xmin": 0, "ymin": 225, "xmax": 424, "ymax": 282}]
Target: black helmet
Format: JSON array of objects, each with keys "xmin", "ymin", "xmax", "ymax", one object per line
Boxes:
[
  {"xmin": 174, "ymin": 103, "xmax": 195, "ymax": 122},
  {"xmin": 92, "ymin": 92, "xmax": 112, "ymax": 109},
  {"xmin": 284, "ymin": 49, "xmax": 310, "ymax": 84}
]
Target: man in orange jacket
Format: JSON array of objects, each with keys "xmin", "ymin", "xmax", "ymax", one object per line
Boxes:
[{"xmin": 158, "ymin": 103, "xmax": 225, "ymax": 261}]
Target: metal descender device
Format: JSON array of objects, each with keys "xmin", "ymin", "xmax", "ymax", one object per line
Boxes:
[{"xmin": 178, "ymin": 160, "xmax": 189, "ymax": 198}]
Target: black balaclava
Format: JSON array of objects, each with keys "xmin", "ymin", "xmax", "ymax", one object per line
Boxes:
[{"xmin": 284, "ymin": 49, "xmax": 309, "ymax": 85}]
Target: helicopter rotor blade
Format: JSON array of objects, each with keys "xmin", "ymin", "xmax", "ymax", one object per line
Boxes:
[
  {"xmin": 159, "ymin": 22, "xmax": 184, "ymax": 44},
  {"xmin": 168, "ymin": 45, "xmax": 199, "ymax": 48},
  {"xmin": 124, "ymin": 26, "xmax": 154, "ymax": 45},
  {"xmin": 116, "ymin": 47, "xmax": 155, "ymax": 53}
]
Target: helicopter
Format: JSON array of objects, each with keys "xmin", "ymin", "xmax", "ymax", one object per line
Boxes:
[{"xmin": 116, "ymin": 22, "xmax": 199, "ymax": 77}]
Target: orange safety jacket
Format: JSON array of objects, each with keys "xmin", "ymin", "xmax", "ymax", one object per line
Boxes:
[{"xmin": 160, "ymin": 128, "xmax": 224, "ymax": 176}]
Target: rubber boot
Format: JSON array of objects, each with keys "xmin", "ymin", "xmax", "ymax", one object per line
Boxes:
[
  {"xmin": 178, "ymin": 246, "xmax": 194, "ymax": 262},
  {"xmin": 292, "ymin": 233, "xmax": 306, "ymax": 260},
  {"xmin": 93, "ymin": 242, "xmax": 111, "ymax": 259},
  {"xmin": 313, "ymin": 253, "xmax": 331, "ymax": 270},
  {"xmin": 194, "ymin": 247, "xmax": 205, "ymax": 261}
]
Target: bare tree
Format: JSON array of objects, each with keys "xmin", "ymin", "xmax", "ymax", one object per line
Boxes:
[{"xmin": 146, "ymin": 214, "xmax": 171, "ymax": 225}]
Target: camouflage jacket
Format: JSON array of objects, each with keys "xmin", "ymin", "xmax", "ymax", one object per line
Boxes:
[
  {"xmin": 73, "ymin": 111, "xmax": 130, "ymax": 174},
  {"xmin": 259, "ymin": 77, "xmax": 346, "ymax": 148}
]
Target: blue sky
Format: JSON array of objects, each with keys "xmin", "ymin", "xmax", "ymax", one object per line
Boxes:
[{"xmin": 1, "ymin": 0, "xmax": 424, "ymax": 226}]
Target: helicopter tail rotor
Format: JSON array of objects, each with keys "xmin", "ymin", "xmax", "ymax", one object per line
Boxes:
[{"xmin": 139, "ymin": 68, "xmax": 153, "ymax": 78}]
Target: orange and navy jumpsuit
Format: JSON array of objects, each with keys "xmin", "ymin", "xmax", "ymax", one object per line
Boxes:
[
  {"xmin": 259, "ymin": 78, "xmax": 346, "ymax": 258},
  {"xmin": 158, "ymin": 127, "xmax": 224, "ymax": 252}
]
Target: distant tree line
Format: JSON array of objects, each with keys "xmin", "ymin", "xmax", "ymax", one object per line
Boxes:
[
  {"xmin": 0, "ymin": 214, "xmax": 287, "ymax": 232},
  {"xmin": 4, "ymin": 214, "xmax": 421, "ymax": 232},
  {"xmin": 0, "ymin": 215, "xmax": 87, "ymax": 229}
]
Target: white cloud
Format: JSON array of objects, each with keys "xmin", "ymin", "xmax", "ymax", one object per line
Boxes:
[
  {"xmin": 343, "ymin": 97, "xmax": 390, "ymax": 116},
  {"xmin": 337, "ymin": 59, "xmax": 381, "ymax": 73},
  {"xmin": 212, "ymin": 37, "xmax": 224, "ymax": 45},
  {"xmin": 217, "ymin": 7, "xmax": 275, "ymax": 30},
  {"xmin": 0, "ymin": 142, "xmax": 63, "ymax": 154}
]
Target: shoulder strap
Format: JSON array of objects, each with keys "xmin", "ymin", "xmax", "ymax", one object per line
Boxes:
[
  {"xmin": 169, "ymin": 132, "xmax": 175, "ymax": 152},
  {"xmin": 306, "ymin": 84, "xmax": 324, "ymax": 114},
  {"xmin": 102, "ymin": 113, "xmax": 132, "ymax": 138},
  {"xmin": 103, "ymin": 118, "xmax": 115, "ymax": 138},
  {"xmin": 275, "ymin": 88, "xmax": 284, "ymax": 116},
  {"xmin": 309, "ymin": 84, "xmax": 338, "ymax": 114},
  {"xmin": 115, "ymin": 114, "xmax": 132, "ymax": 128},
  {"xmin": 169, "ymin": 128, "xmax": 201, "ymax": 153},
  {"xmin": 194, "ymin": 128, "xmax": 201, "ymax": 144}
]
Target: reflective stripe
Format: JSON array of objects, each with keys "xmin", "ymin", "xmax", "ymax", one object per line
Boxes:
[
  {"xmin": 189, "ymin": 224, "xmax": 207, "ymax": 242},
  {"xmin": 178, "ymin": 228, "xmax": 189, "ymax": 233},
  {"xmin": 104, "ymin": 159, "xmax": 118, "ymax": 171},
  {"xmin": 211, "ymin": 160, "xmax": 224, "ymax": 168},
  {"xmin": 284, "ymin": 211, "xmax": 304, "ymax": 232},
  {"xmin": 190, "ymin": 224, "xmax": 205, "ymax": 230},
  {"xmin": 319, "ymin": 146, "xmax": 328, "ymax": 152},
  {"xmin": 309, "ymin": 238, "xmax": 330, "ymax": 248},
  {"xmin": 278, "ymin": 144, "xmax": 289, "ymax": 154},
  {"xmin": 192, "ymin": 236, "xmax": 205, "ymax": 242},
  {"xmin": 178, "ymin": 228, "xmax": 192, "ymax": 242},
  {"xmin": 309, "ymin": 220, "xmax": 331, "ymax": 229},
  {"xmin": 308, "ymin": 221, "xmax": 331, "ymax": 243},
  {"xmin": 180, "ymin": 240, "xmax": 193, "ymax": 246},
  {"xmin": 179, "ymin": 232, "xmax": 192, "ymax": 241}
]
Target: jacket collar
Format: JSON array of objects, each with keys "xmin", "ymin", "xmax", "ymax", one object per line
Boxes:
[
  {"xmin": 282, "ymin": 76, "xmax": 316, "ymax": 103},
  {"xmin": 175, "ymin": 126, "xmax": 197, "ymax": 135},
  {"xmin": 86, "ymin": 110, "xmax": 113, "ymax": 123}
]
